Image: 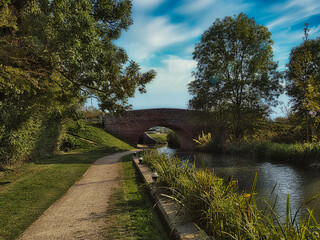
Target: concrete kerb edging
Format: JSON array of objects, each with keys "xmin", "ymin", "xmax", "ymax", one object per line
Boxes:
[{"xmin": 131, "ymin": 153, "xmax": 211, "ymax": 240}]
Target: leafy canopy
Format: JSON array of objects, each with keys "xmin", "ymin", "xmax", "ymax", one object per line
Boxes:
[
  {"xmin": 188, "ymin": 13, "xmax": 282, "ymax": 139},
  {"xmin": 0, "ymin": 0, "xmax": 155, "ymax": 165},
  {"xmin": 285, "ymin": 25, "xmax": 320, "ymax": 141},
  {"xmin": 0, "ymin": 0, "xmax": 155, "ymax": 116}
]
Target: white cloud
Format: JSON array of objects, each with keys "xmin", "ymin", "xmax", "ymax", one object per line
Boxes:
[
  {"xmin": 133, "ymin": 0, "xmax": 164, "ymax": 11},
  {"xmin": 310, "ymin": 24, "xmax": 320, "ymax": 36},
  {"xmin": 177, "ymin": 0, "xmax": 215, "ymax": 13},
  {"xmin": 153, "ymin": 55, "xmax": 196, "ymax": 89},
  {"xmin": 178, "ymin": 0, "xmax": 253, "ymax": 37},
  {"xmin": 270, "ymin": 23, "xmax": 320, "ymax": 70},
  {"xmin": 118, "ymin": 16, "xmax": 199, "ymax": 61},
  {"xmin": 266, "ymin": 0, "xmax": 320, "ymax": 30},
  {"xmin": 129, "ymin": 56, "xmax": 196, "ymax": 109}
]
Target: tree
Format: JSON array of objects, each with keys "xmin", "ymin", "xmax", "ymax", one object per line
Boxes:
[
  {"xmin": 188, "ymin": 13, "xmax": 282, "ymax": 140},
  {"xmin": 0, "ymin": 0, "xmax": 155, "ymax": 115},
  {"xmin": 285, "ymin": 24, "xmax": 320, "ymax": 141},
  {"xmin": 0, "ymin": 0, "xmax": 155, "ymax": 166}
]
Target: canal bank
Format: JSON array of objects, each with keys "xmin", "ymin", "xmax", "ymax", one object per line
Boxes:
[{"xmin": 158, "ymin": 145, "xmax": 320, "ymax": 221}]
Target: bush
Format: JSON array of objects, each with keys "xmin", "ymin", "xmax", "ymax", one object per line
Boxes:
[
  {"xmin": 0, "ymin": 113, "xmax": 65, "ymax": 168},
  {"xmin": 166, "ymin": 130, "xmax": 180, "ymax": 148}
]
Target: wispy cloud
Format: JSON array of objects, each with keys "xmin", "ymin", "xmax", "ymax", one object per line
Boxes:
[
  {"xmin": 177, "ymin": 0, "xmax": 215, "ymax": 13},
  {"xmin": 118, "ymin": 16, "xmax": 199, "ymax": 62},
  {"xmin": 266, "ymin": 0, "xmax": 320, "ymax": 30},
  {"xmin": 133, "ymin": 0, "xmax": 164, "ymax": 11}
]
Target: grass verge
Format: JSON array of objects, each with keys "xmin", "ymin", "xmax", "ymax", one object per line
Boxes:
[
  {"xmin": 104, "ymin": 155, "xmax": 170, "ymax": 240},
  {"xmin": 0, "ymin": 148, "xmax": 132, "ymax": 240}
]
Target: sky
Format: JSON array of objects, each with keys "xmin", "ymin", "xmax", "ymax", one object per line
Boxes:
[{"xmin": 113, "ymin": 0, "xmax": 320, "ymax": 117}]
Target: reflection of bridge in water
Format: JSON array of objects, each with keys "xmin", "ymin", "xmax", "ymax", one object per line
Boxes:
[{"xmin": 104, "ymin": 108, "xmax": 210, "ymax": 150}]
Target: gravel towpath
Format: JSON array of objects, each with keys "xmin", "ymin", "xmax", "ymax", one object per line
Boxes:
[{"xmin": 18, "ymin": 150, "xmax": 133, "ymax": 240}]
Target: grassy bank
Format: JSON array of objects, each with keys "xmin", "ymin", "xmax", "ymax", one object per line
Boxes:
[
  {"xmin": 142, "ymin": 149, "xmax": 320, "ymax": 239},
  {"xmin": 104, "ymin": 155, "xmax": 170, "ymax": 239},
  {"xmin": 0, "ymin": 122, "xmax": 133, "ymax": 240},
  {"xmin": 225, "ymin": 141, "xmax": 320, "ymax": 165},
  {"xmin": 149, "ymin": 133, "xmax": 167, "ymax": 144},
  {"xmin": 61, "ymin": 121, "xmax": 133, "ymax": 152}
]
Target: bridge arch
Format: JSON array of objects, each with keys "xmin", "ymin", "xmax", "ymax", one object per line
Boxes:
[{"xmin": 104, "ymin": 108, "xmax": 206, "ymax": 150}]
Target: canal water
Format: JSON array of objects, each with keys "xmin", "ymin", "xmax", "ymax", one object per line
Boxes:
[{"xmin": 157, "ymin": 146, "xmax": 320, "ymax": 220}]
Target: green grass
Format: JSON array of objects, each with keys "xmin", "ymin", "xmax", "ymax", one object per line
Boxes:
[
  {"xmin": 104, "ymin": 155, "xmax": 170, "ymax": 240},
  {"xmin": 0, "ymin": 122, "xmax": 133, "ymax": 240},
  {"xmin": 0, "ymin": 149, "xmax": 125, "ymax": 240},
  {"xmin": 61, "ymin": 121, "xmax": 133, "ymax": 151},
  {"xmin": 149, "ymin": 133, "xmax": 167, "ymax": 144}
]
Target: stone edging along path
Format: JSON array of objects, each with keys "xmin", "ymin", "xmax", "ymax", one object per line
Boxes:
[{"xmin": 131, "ymin": 154, "xmax": 211, "ymax": 240}]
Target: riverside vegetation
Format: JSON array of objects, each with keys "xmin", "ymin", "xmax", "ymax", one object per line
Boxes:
[{"xmin": 142, "ymin": 149, "xmax": 320, "ymax": 239}]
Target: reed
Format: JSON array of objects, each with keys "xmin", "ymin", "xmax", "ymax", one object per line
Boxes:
[
  {"xmin": 142, "ymin": 150, "xmax": 320, "ymax": 239},
  {"xmin": 226, "ymin": 141, "xmax": 320, "ymax": 164}
]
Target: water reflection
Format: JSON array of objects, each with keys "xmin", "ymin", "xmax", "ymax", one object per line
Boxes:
[{"xmin": 157, "ymin": 145, "xmax": 320, "ymax": 220}]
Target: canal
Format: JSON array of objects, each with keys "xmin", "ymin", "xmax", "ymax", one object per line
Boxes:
[{"xmin": 158, "ymin": 145, "xmax": 320, "ymax": 220}]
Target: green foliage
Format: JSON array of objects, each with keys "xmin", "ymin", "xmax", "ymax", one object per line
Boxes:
[
  {"xmin": 166, "ymin": 130, "xmax": 180, "ymax": 148},
  {"xmin": 286, "ymin": 26, "xmax": 320, "ymax": 141},
  {"xmin": 193, "ymin": 131, "xmax": 225, "ymax": 152},
  {"xmin": 104, "ymin": 155, "xmax": 169, "ymax": 239},
  {"xmin": 189, "ymin": 12, "xmax": 282, "ymax": 140},
  {"xmin": 241, "ymin": 116, "xmax": 311, "ymax": 144},
  {"xmin": 226, "ymin": 141, "xmax": 320, "ymax": 164},
  {"xmin": 142, "ymin": 150, "xmax": 320, "ymax": 239},
  {"xmin": 0, "ymin": 0, "xmax": 154, "ymax": 165},
  {"xmin": 80, "ymin": 106, "xmax": 103, "ymax": 122},
  {"xmin": 193, "ymin": 131, "xmax": 211, "ymax": 146},
  {"xmin": 0, "ymin": 0, "xmax": 155, "ymax": 113},
  {"xmin": 0, "ymin": 112, "xmax": 66, "ymax": 168}
]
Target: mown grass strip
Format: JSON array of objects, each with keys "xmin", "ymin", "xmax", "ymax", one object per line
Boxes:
[
  {"xmin": 0, "ymin": 148, "xmax": 126, "ymax": 240},
  {"xmin": 104, "ymin": 155, "xmax": 170, "ymax": 240},
  {"xmin": 148, "ymin": 133, "xmax": 167, "ymax": 144}
]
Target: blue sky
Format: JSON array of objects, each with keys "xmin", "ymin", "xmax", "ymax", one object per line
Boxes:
[{"xmin": 114, "ymin": 0, "xmax": 320, "ymax": 117}]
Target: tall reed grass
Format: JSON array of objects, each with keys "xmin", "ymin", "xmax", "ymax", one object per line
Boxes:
[
  {"xmin": 142, "ymin": 149, "xmax": 320, "ymax": 239},
  {"xmin": 226, "ymin": 141, "xmax": 320, "ymax": 165}
]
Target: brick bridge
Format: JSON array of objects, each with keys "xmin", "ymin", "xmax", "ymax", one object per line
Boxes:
[{"xmin": 104, "ymin": 108, "xmax": 208, "ymax": 150}]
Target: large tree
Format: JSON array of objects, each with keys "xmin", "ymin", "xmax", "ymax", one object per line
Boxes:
[
  {"xmin": 285, "ymin": 25, "xmax": 320, "ymax": 141},
  {"xmin": 0, "ymin": 0, "xmax": 155, "ymax": 165},
  {"xmin": 188, "ymin": 13, "xmax": 282, "ymax": 139},
  {"xmin": 0, "ymin": 0, "xmax": 155, "ymax": 116}
]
